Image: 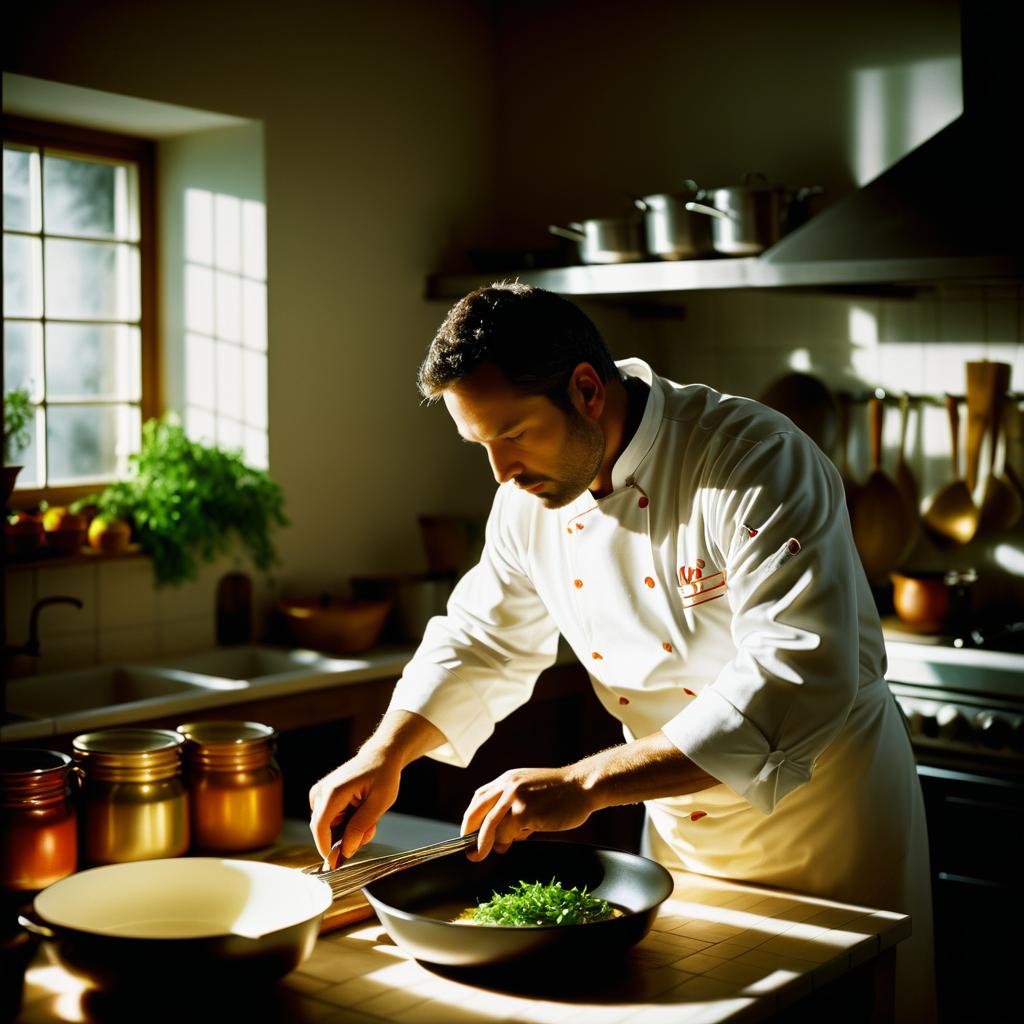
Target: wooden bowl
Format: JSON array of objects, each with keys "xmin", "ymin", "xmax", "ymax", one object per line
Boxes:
[{"xmin": 277, "ymin": 597, "xmax": 393, "ymax": 655}]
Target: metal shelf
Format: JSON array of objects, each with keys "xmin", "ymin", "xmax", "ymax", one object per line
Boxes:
[{"xmin": 426, "ymin": 253, "xmax": 1024, "ymax": 301}]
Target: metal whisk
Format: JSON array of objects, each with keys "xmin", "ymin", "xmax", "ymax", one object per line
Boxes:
[{"xmin": 302, "ymin": 830, "xmax": 481, "ymax": 901}]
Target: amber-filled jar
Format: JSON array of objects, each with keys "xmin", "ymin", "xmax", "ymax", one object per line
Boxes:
[
  {"xmin": 176, "ymin": 721, "xmax": 283, "ymax": 852},
  {"xmin": 72, "ymin": 729, "xmax": 189, "ymax": 865},
  {"xmin": 0, "ymin": 749, "xmax": 77, "ymax": 893}
]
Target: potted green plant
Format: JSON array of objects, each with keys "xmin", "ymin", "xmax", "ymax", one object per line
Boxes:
[
  {"xmin": 3, "ymin": 387, "xmax": 33, "ymax": 504},
  {"xmin": 82, "ymin": 418, "xmax": 289, "ymax": 586}
]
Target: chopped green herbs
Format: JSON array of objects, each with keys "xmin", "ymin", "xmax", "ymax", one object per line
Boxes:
[{"xmin": 469, "ymin": 879, "xmax": 614, "ymax": 927}]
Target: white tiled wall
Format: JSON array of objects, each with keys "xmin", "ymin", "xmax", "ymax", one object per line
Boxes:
[
  {"xmin": 5, "ymin": 555, "xmax": 273, "ymax": 678},
  {"xmin": 648, "ymin": 283, "xmax": 1024, "ymax": 608},
  {"xmin": 658, "ymin": 284, "xmax": 1023, "ymax": 494}
]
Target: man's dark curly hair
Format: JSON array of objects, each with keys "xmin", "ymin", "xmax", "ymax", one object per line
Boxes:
[{"xmin": 418, "ymin": 282, "xmax": 618, "ymax": 411}]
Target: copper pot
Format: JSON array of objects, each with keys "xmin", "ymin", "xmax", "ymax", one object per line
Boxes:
[
  {"xmin": 176, "ymin": 721, "xmax": 283, "ymax": 853},
  {"xmin": 0, "ymin": 749, "xmax": 77, "ymax": 893},
  {"xmin": 72, "ymin": 729, "xmax": 189, "ymax": 865},
  {"xmin": 890, "ymin": 569, "xmax": 977, "ymax": 634}
]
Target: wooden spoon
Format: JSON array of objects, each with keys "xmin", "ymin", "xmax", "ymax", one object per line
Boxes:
[
  {"xmin": 894, "ymin": 392, "xmax": 918, "ymax": 516},
  {"xmin": 851, "ymin": 396, "xmax": 914, "ymax": 583},
  {"xmin": 978, "ymin": 363, "xmax": 1022, "ymax": 532},
  {"xmin": 923, "ymin": 395, "xmax": 980, "ymax": 545}
]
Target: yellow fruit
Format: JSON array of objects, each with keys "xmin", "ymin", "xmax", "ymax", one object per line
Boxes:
[
  {"xmin": 88, "ymin": 515, "xmax": 131, "ymax": 554},
  {"xmin": 42, "ymin": 507, "xmax": 86, "ymax": 533}
]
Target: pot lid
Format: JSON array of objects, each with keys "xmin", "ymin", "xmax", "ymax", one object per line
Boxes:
[
  {"xmin": 73, "ymin": 728, "xmax": 184, "ymax": 755},
  {"xmin": 176, "ymin": 721, "xmax": 276, "ymax": 747}
]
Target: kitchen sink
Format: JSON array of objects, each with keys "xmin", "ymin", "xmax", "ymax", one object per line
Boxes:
[
  {"xmin": 152, "ymin": 644, "xmax": 364, "ymax": 683},
  {"xmin": 4, "ymin": 664, "xmax": 233, "ymax": 720}
]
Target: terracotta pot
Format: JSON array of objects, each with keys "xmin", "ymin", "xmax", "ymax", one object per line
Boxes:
[{"xmin": 890, "ymin": 569, "xmax": 977, "ymax": 634}]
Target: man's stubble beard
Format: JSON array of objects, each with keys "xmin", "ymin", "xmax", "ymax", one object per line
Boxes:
[{"xmin": 536, "ymin": 408, "xmax": 605, "ymax": 510}]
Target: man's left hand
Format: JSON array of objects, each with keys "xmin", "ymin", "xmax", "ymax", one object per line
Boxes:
[{"xmin": 460, "ymin": 765, "xmax": 596, "ymax": 860}]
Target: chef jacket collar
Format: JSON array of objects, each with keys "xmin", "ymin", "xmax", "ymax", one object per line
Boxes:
[{"xmin": 609, "ymin": 358, "xmax": 663, "ymax": 493}]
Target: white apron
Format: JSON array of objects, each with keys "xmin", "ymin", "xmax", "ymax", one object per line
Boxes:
[{"xmin": 390, "ymin": 359, "xmax": 935, "ymax": 1021}]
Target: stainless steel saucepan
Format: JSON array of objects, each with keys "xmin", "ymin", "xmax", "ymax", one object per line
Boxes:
[
  {"xmin": 548, "ymin": 218, "xmax": 646, "ymax": 264},
  {"xmin": 685, "ymin": 173, "xmax": 823, "ymax": 256},
  {"xmin": 634, "ymin": 179, "xmax": 715, "ymax": 260}
]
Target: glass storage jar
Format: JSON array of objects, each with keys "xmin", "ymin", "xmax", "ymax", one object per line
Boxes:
[
  {"xmin": 72, "ymin": 728, "xmax": 189, "ymax": 865},
  {"xmin": 176, "ymin": 721, "xmax": 283, "ymax": 852},
  {"xmin": 0, "ymin": 749, "xmax": 77, "ymax": 893}
]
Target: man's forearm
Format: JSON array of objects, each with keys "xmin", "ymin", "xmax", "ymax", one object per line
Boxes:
[
  {"xmin": 361, "ymin": 708, "xmax": 447, "ymax": 769},
  {"xmin": 570, "ymin": 730, "xmax": 717, "ymax": 812}
]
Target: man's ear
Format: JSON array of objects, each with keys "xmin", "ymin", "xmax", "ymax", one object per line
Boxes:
[{"xmin": 570, "ymin": 363, "xmax": 605, "ymax": 420}]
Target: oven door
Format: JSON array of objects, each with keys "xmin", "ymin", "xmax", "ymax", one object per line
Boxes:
[{"xmin": 917, "ymin": 764, "xmax": 1024, "ymax": 1023}]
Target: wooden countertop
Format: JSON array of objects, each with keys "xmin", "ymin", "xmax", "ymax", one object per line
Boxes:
[{"xmin": 14, "ymin": 855, "xmax": 908, "ymax": 1023}]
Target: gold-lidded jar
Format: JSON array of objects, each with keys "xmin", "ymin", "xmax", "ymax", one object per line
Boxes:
[
  {"xmin": 0, "ymin": 748, "xmax": 78, "ymax": 893},
  {"xmin": 72, "ymin": 728, "xmax": 189, "ymax": 865},
  {"xmin": 176, "ymin": 721, "xmax": 283, "ymax": 853}
]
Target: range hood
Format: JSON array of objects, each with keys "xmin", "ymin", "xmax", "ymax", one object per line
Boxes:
[
  {"xmin": 762, "ymin": 0, "xmax": 1022, "ymax": 285},
  {"xmin": 429, "ymin": 1, "xmax": 1021, "ymax": 299}
]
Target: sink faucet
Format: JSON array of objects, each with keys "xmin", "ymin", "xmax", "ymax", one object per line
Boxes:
[{"xmin": 5, "ymin": 596, "xmax": 84, "ymax": 659}]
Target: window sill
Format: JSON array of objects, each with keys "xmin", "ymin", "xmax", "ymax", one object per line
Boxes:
[{"xmin": 5, "ymin": 543, "xmax": 146, "ymax": 572}]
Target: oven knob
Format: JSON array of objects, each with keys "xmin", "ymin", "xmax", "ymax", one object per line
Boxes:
[
  {"xmin": 936, "ymin": 705, "xmax": 970, "ymax": 742},
  {"xmin": 974, "ymin": 712, "xmax": 1011, "ymax": 750},
  {"xmin": 907, "ymin": 709, "xmax": 938, "ymax": 739}
]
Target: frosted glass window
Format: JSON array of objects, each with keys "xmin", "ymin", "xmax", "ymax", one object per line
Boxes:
[
  {"xmin": 3, "ymin": 147, "xmax": 41, "ymax": 232},
  {"xmin": 3, "ymin": 138, "xmax": 145, "ymax": 493},
  {"xmin": 47, "ymin": 404, "xmax": 140, "ymax": 485}
]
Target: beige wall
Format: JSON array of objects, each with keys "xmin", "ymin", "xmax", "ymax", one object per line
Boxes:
[
  {"xmin": 4, "ymin": 0, "xmax": 501, "ymax": 611},
  {"xmin": 489, "ymin": 0, "xmax": 961, "ymax": 249}
]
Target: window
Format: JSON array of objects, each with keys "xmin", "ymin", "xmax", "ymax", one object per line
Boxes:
[{"xmin": 2, "ymin": 116, "xmax": 155, "ymax": 502}]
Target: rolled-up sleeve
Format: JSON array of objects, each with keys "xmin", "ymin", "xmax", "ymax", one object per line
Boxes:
[
  {"xmin": 661, "ymin": 430, "xmax": 862, "ymax": 814},
  {"xmin": 388, "ymin": 486, "xmax": 560, "ymax": 767}
]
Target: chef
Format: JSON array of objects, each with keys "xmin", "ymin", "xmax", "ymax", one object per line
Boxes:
[{"xmin": 310, "ymin": 282, "xmax": 935, "ymax": 1021}]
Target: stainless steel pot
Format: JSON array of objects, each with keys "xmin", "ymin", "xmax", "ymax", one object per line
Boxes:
[
  {"xmin": 685, "ymin": 172, "xmax": 787, "ymax": 255},
  {"xmin": 548, "ymin": 218, "xmax": 646, "ymax": 264},
  {"xmin": 19, "ymin": 858, "xmax": 333, "ymax": 990},
  {"xmin": 634, "ymin": 180, "xmax": 715, "ymax": 260}
]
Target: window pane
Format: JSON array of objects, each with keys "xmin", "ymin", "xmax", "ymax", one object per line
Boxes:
[
  {"xmin": 45, "ymin": 239, "xmax": 140, "ymax": 320},
  {"xmin": 10, "ymin": 410, "xmax": 41, "ymax": 486},
  {"xmin": 3, "ymin": 146, "xmax": 41, "ymax": 232},
  {"xmin": 46, "ymin": 323, "xmax": 141, "ymax": 401},
  {"xmin": 47, "ymin": 403, "xmax": 139, "ymax": 485},
  {"xmin": 3, "ymin": 234, "xmax": 43, "ymax": 317},
  {"xmin": 4, "ymin": 320, "xmax": 44, "ymax": 400},
  {"xmin": 43, "ymin": 154, "xmax": 136, "ymax": 241}
]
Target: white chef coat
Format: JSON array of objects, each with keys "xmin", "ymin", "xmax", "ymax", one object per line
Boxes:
[{"xmin": 390, "ymin": 358, "xmax": 934, "ymax": 1020}]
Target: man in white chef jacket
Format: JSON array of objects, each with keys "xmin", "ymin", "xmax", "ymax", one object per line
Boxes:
[{"xmin": 310, "ymin": 282, "xmax": 935, "ymax": 1021}]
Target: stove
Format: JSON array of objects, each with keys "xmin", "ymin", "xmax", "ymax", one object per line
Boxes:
[
  {"xmin": 882, "ymin": 622, "xmax": 1023, "ymax": 1023},
  {"xmin": 884, "ymin": 627, "xmax": 1024, "ymax": 778}
]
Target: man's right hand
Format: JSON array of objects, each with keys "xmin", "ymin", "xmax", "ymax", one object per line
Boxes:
[
  {"xmin": 308, "ymin": 745, "xmax": 402, "ymax": 869},
  {"xmin": 307, "ymin": 709, "xmax": 446, "ymax": 869}
]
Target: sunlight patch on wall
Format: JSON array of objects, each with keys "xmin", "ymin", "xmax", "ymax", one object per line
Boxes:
[
  {"xmin": 851, "ymin": 56, "xmax": 961, "ymax": 186},
  {"xmin": 183, "ymin": 187, "xmax": 267, "ymax": 468}
]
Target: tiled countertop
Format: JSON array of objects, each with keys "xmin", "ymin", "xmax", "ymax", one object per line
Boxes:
[{"xmin": 14, "ymin": 862, "xmax": 908, "ymax": 1023}]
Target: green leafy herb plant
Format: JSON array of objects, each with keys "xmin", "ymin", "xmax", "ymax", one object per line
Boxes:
[
  {"xmin": 3, "ymin": 388, "xmax": 33, "ymax": 465},
  {"xmin": 470, "ymin": 879, "xmax": 614, "ymax": 927},
  {"xmin": 83, "ymin": 418, "xmax": 288, "ymax": 586}
]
